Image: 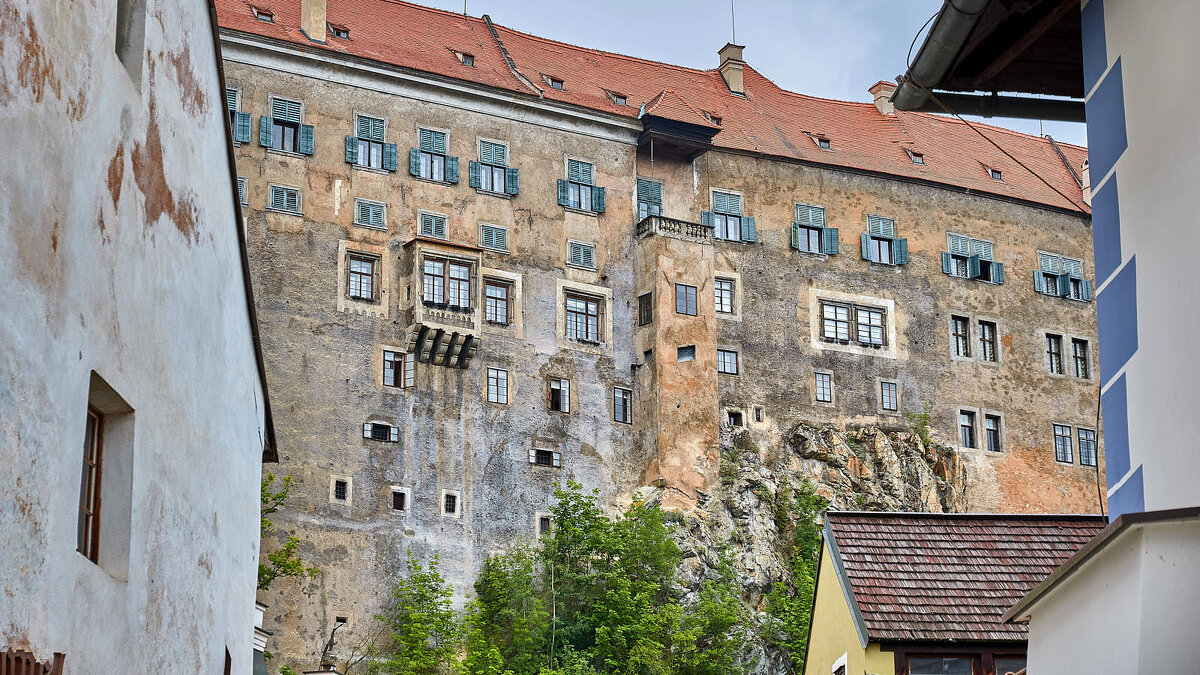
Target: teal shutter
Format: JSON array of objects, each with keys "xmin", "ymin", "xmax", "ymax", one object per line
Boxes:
[
  {"xmin": 557, "ymin": 179, "xmax": 570, "ymax": 206},
  {"xmin": 1057, "ymin": 273, "xmax": 1072, "ymax": 297},
  {"xmin": 942, "ymin": 252, "xmax": 953, "ymax": 274},
  {"xmin": 258, "ymin": 116, "xmax": 272, "ymax": 146},
  {"xmin": 967, "ymin": 255, "xmax": 981, "ymax": 279},
  {"xmin": 505, "ymin": 168, "xmax": 519, "ymax": 195},
  {"xmin": 225, "ymin": 88, "xmax": 238, "ymax": 111},
  {"xmin": 790, "ymin": 223, "xmax": 800, "ymax": 250},
  {"xmin": 568, "ymin": 159, "xmax": 594, "ymax": 185},
  {"xmin": 382, "ymin": 143, "xmax": 398, "ymax": 172},
  {"xmin": 299, "ymin": 124, "xmax": 315, "ymax": 155},
  {"xmin": 894, "ymin": 238, "xmax": 909, "ymax": 264},
  {"xmin": 1081, "ymin": 279, "xmax": 1093, "ymax": 301},
  {"xmin": 592, "ymin": 186, "xmax": 606, "ymax": 213},
  {"xmin": 861, "ymin": 233, "xmax": 872, "ymax": 261},
  {"xmin": 992, "ymin": 262, "xmax": 1005, "ymax": 284},
  {"xmin": 357, "ymin": 116, "xmax": 384, "ymax": 142},
  {"xmin": 868, "ymin": 215, "xmax": 895, "ymax": 238},
  {"xmin": 468, "ymin": 160, "xmax": 482, "ymax": 188},
  {"xmin": 409, "ymin": 148, "xmax": 421, "ymax": 176},
  {"xmin": 345, "ymin": 136, "xmax": 359, "ymax": 164},
  {"xmin": 419, "ymin": 129, "xmax": 447, "ymax": 154},
  {"xmin": 701, "ymin": 210, "xmax": 712, "ymax": 227},
  {"xmin": 637, "ymin": 179, "xmax": 662, "ymax": 205},
  {"xmin": 796, "ymin": 204, "xmax": 825, "ymax": 228},
  {"xmin": 1034, "ymin": 271, "xmax": 1046, "ymax": 293},
  {"xmin": 271, "ymin": 98, "xmax": 302, "ymax": 123},
  {"xmin": 822, "ymin": 227, "xmax": 839, "ymax": 255},
  {"xmin": 972, "ymin": 239, "xmax": 994, "ymax": 261},
  {"xmin": 445, "ymin": 156, "xmax": 459, "ymax": 183},
  {"xmin": 234, "ymin": 112, "xmax": 252, "ymax": 143},
  {"xmin": 741, "ymin": 216, "xmax": 756, "ymax": 242}
]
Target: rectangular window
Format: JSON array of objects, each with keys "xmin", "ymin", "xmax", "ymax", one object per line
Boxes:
[
  {"xmin": 711, "ymin": 191, "xmax": 743, "ymax": 241},
  {"xmin": 795, "ymin": 225, "xmax": 821, "ymax": 253},
  {"xmin": 422, "ymin": 257, "xmax": 471, "ymax": 309},
  {"xmin": 354, "ymin": 199, "xmax": 387, "ymax": 230},
  {"xmin": 865, "ymin": 215, "xmax": 905, "ymax": 265},
  {"xmin": 714, "ymin": 278, "xmax": 734, "ymax": 314},
  {"xmin": 347, "ymin": 253, "xmax": 377, "ymax": 301},
  {"xmin": 815, "ymin": 373, "xmax": 833, "ymax": 403},
  {"xmin": 820, "ymin": 301, "xmax": 888, "ymax": 347},
  {"xmin": 448, "ymin": 262, "xmax": 471, "ymax": 309},
  {"xmin": 567, "ymin": 241, "xmax": 596, "ymax": 269},
  {"xmin": 614, "ymin": 387, "xmax": 632, "ymax": 424},
  {"xmin": 534, "ymin": 449, "xmax": 556, "ymax": 466},
  {"xmin": 443, "ymin": 492, "xmax": 458, "ymax": 514},
  {"xmin": 484, "ymin": 279, "xmax": 511, "ymax": 325},
  {"xmin": 1046, "ymin": 334, "xmax": 1064, "ymax": 374},
  {"xmin": 383, "ymin": 350, "xmax": 415, "ymax": 388},
  {"xmin": 675, "ymin": 283, "xmax": 698, "ymax": 316},
  {"xmin": 637, "ymin": 293, "xmax": 653, "ymax": 326},
  {"xmin": 979, "ymin": 321, "xmax": 998, "ymax": 362},
  {"xmin": 717, "ymin": 349, "xmax": 739, "ymax": 375},
  {"xmin": 270, "ymin": 97, "xmax": 302, "ymax": 153},
  {"xmin": 1054, "ymin": 424, "xmax": 1074, "ymax": 463},
  {"xmin": 564, "ymin": 293, "xmax": 601, "ymax": 343},
  {"xmin": 1079, "ymin": 428, "xmax": 1097, "ymax": 467},
  {"xmin": 226, "ymin": 87, "xmax": 240, "ymax": 127},
  {"xmin": 419, "ymin": 213, "xmax": 448, "ymax": 239},
  {"xmin": 951, "ymin": 316, "xmax": 971, "ymax": 357},
  {"xmin": 549, "ymin": 378, "xmax": 570, "ymax": 413},
  {"xmin": 355, "ymin": 115, "xmax": 386, "ymax": 169},
  {"xmin": 478, "ymin": 140, "xmax": 507, "ymax": 193},
  {"xmin": 268, "ymin": 185, "xmax": 301, "ymax": 213},
  {"xmin": 237, "ymin": 177, "xmax": 247, "ymax": 205},
  {"xmin": 960, "ymin": 410, "xmax": 977, "ymax": 448},
  {"xmin": 1072, "ymin": 338, "xmax": 1090, "ymax": 379},
  {"xmin": 985, "ymin": 414, "xmax": 1002, "ymax": 452},
  {"xmin": 677, "ymin": 345, "xmax": 695, "ymax": 362},
  {"xmin": 78, "ymin": 406, "xmax": 103, "ymax": 562},
  {"xmin": 422, "ymin": 259, "xmax": 445, "ymax": 304},
  {"xmin": 486, "ymin": 368, "xmax": 509, "ymax": 404},
  {"xmin": 566, "ymin": 159, "xmax": 596, "ymax": 211},
  {"xmin": 880, "ymin": 381, "xmax": 898, "ymax": 412},
  {"xmin": 333, "ymin": 479, "xmax": 349, "ymax": 502},
  {"xmin": 480, "ymin": 224, "xmax": 509, "ymax": 252},
  {"xmin": 391, "ymin": 489, "xmax": 408, "ymax": 512},
  {"xmin": 793, "ymin": 203, "xmax": 829, "ymax": 254},
  {"xmin": 908, "ymin": 657, "xmax": 974, "ymax": 675},
  {"xmin": 539, "ymin": 515, "xmax": 553, "ymax": 534},
  {"xmin": 418, "ymin": 128, "xmax": 448, "ymax": 181},
  {"xmin": 637, "ymin": 178, "xmax": 662, "ymax": 221},
  {"xmin": 369, "ymin": 423, "xmax": 392, "ymax": 441}
]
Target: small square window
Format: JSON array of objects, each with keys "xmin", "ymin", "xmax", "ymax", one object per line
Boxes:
[
  {"xmin": 535, "ymin": 449, "xmax": 555, "ymax": 466},
  {"xmin": 363, "ymin": 422, "xmax": 398, "ymax": 443},
  {"xmin": 989, "ymin": 167, "xmax": 1003, "ymax": 181},
  {"xmin": 370, "ymin": 423, "xmax": 390, "ymax": 441},
  {"xmin": 815, "ymin": 137, "xmax": 831, "ymax": 150},
  {"xmin": 383, "ymin": 350, "xmax": 415, "ymax": 388},
  {"xmin": 331, "ymin": 477, "xmax": 350, "ymax": 503},
  {"xmin": 252, "ymin": 6, "xmax": 273, "ymax": 22},
  {"xmin": 419, "ymin": 213, "xmax": 448, "ymax": 239},
  {"xmin": 462, "ymin": 53, "xmax": 475, "ymax": 67},
  {"xmin": 268, "ymin": 185, "xmax": 301, "ymax": 214},
  {"xmin": 549, "ymin": 77, "xmax": 563, "ymax": 89},
  {"xmin": 328, "ymin": 23, "xmax": 349, "ymax": 39},
  {"xmin": 677, "ymin": 345, "xmax": 695, "ymax": 362},
  {"xmin": 480, "ymin": 224, "xmax": 509, "ymax": 253},
  {"xmin": 391, "ymin": 489, "xmax": 408, "ymax": 512},
  {"xmin": 567, "ymin": 241, "xmax": 597, "ymax": 270},
  {"xmin": 908, "ymin": 150, "xmax": 924, "ymax": 165},
  {"xmin": 727, "ymin": 410, "xmax": 743, "ymax": 427}
]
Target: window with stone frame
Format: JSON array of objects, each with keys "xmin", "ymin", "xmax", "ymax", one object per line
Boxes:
[
  {"xmin": 819, "ymin": 301, "xmax": 887, "ymax": 347},
  {"xmin": 383, "ymin": 350, "xmax": 415, "ymax": 388},
  {"xmin": 484, "ymin": 279, "xmax": 512, "ymax": 325},
  {"xmin": 564, "ymin": 292, "xmax": 601, "ymax": 343},
  {"xmin": 951, "ymin": 315, "xmax": 971, "ymax": 357},
  {"xmin": 815, "ymin": 372, "xmax": 833, "ymax": 403},
  {"xmin": 346, "ymin": 252, "xmax": 380, "ymax": 301},
  {"xmin": 1072, "ymin": 338, "xmax": 1090, "ymax": 379},
  {"xmin": 978, "ymin": 321, "xmax": 998, "ymax": 362},
  {"xmin": 1078, "ymin": 428, "xmax": 1097, "ymax": 467},
  {"xmin": 422, "ymin": 257, "xmax": 472, "ymax": 310},
  {"xmin": 1054, "ymin": 424, "xmax": 1074, "ymax": 463},
  {"xmin": 985, "ymin": 414, "xmax": 1002, "ymax": 452},
  {"xmin": 548, "ymin": 378, "xmax": 570, "ymax": 413},
  {"xmin": 486, "ymin": 367, "xmax": 509, "ymax": 404},
  {"xmin": 1046, "ymin": 334, "xmax": 1064, "ymax": 375},
  {"xmin": 959, "ymin": 410, "xmax": 978, "ymax": 448},
  {"xmin": 637, "ymin": 292, "xmax": 653, "ymax": 326},
  {"xmin": 714, "ymin": 278, "xmax": 735, "ymax": 314}
]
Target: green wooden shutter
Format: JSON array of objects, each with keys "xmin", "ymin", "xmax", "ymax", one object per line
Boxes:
[
  {"xmin": 701, "ymin": 211, "xmax": 712, "ymax": 227},
  {"xmin": 234, "ymin": 112, "xmax": 252, "ymax": 143},
  {"xmin": 992, "ymin": 262, "xmax": 1005, "ymax": 284},
  {"xmin": 382, "ymin": 143, "xmax": 398, "ymax": 172},
  {"xmin": 796, "ymin": 204, "xmax": 825, "ymax": 228},
  {"xmin": 790, "ymin": 223, "xmax": 800, "ymax": 250},
  {"xmin": 445, "ymin": 156, "xmax": 459, "ymax": 183},
  {"xmin": 345, "ymin": 135, "xmax": 359, "ymax": 164},
  {"xmin": 942, "ymin": 251, "xmax": 954, "ymax": 274},
  {"xmin": 271, "ymin": 98, "xmax": 302, "ymax": 123},
  {"xmin": 967, "ymin": 254, "xmax": 981, "ymax": 279},
  {"xmin": 225, "ymin": 88, "xmax": 238, "ymax": 111},
  {"xmin": 868, "ymin": 215, "xmax": 895, "ymax": 238},
  {"xmin": 299, "ymin": 124, "xmax": 315, "ymax": 155},
  {"xmin": 557, "ymin": 179, "xmax": 570, "ymax": 206},
  {"xmin": 822, "ymin": 227, "xmax": 839, "ymax": 255},
  {"xmin": 637, "ymin": 179, "xmax": 662, "ymax": 204},
  {"xmin": 258, "ymin": 116, "xmax": 272, "ymax": 146},
  {"xmin": 894, "ymin": 238, "xmax": 909, "ymax": 264},
  {"xmin": 741, "ymin": 216, "xmax": 756, "ymax": 242},
  {"xmin": 972, "ymin": 239, "xmax": 994, "ymax": 261},
  {"xmin": 861, "ymin": 233, "xmax": 872, "ymax": 261},
  {"xmin": 1081, "ymin": 279, "xmax": 1093, "ymax": 301},
  {"xmin": 409, "ymin": 148, "xmax": 421, "ymax": 176},
  {"xmin": 1038, "ymin": 252, "xmax": 1061, "ymax": 273},
  {"xmin": 468, "ymin": 160, "xmax": 482, "ymax": 188},
  {"xmin": 357, "ymin": 116, "xmax": 384, "ymax": 142},
  {"xmin": 568, "ymin": 160, "xmax": 594, "ymax": 185},
  {"xmin": 591, "ymin": 186, "xmax": 606, "ymax": 213},
  {"xmin": 948, "ymin": 233, "xmax": 970, "ymax": 256},
  {"xmin": 1034, "ymin": 271, "xmax": 1046, "ymax": 293},
  {"xmin": 419, "ymin": 129, "xmax": 446, "ymax": 154},
  {"xmin": 713, "ymin": 191, "xmax": 742, "ymax": 215},
  {"xmin": 1057, "ymin": 273, "xmax": 1072, "ymax": 297},
  {"xmin": 505, "ymin": 168, "xmax": 519, "ymax": 195}
]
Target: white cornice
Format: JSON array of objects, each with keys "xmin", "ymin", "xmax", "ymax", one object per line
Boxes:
[{"xmin": 219, "ymin": 31, "xmax": 642, "ymax": 145}]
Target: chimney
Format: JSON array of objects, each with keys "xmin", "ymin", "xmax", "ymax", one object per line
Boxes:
[
  {"xmin": 718, "ymin": 43, "xmax": 745, "ymax": 95},
  {"xmin": 301, "ymin": 0, "xmax": 327, "ymax": 44},
  {"xmin": 869, "ymin": 80, "xmax": 896, "ymax": 115}
]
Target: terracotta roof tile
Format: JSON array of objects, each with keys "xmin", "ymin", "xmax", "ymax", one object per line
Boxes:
[
  {"xmin": 641, "ymin": 88, "xmax": 720, "ymax": 129},
  {"xmin": 216, "ymin": 0, "xmax": 1089, "ymax": 214},
  {"xmin": 825, "ymin": 512, "xmax": 1105, "ymax": 643}
]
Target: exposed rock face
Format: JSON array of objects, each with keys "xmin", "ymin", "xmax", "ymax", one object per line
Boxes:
[{"xmin": 648, "ymin": 423, "xmax": 968, "ymax": 673}]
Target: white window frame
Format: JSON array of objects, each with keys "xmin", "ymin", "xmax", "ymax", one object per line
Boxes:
[{"xmin": 486, "ymin": 367, "xmax": 509, "ymax": 405}]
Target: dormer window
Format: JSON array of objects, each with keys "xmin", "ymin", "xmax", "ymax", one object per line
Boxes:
[
  {"xmin": 607, "ymin": 91, "xmax": 627, "ymax": 106},
  {"xmin": 463, "ymin": 53, "xmax": 474, "ymax": 67},
  {"xmin": 710, "ymin": 115, "xmax": 722, "ymax": 126},
  {"xmin": 251, "ymin": 6, "xmax": 273, "ymax": 22},
  {"xmin": 815, "ymin": 136, "xmax": 832, "ymax": 151},
  {"xmin": 989, "ymin": 167, "xmax": 1003, "ymax": 181},
  {"xmin": 908, "ymin": 150, "xmax": 925, "ymax": 165},
  {"xmin": 544, "ymin": 75, "xmax": 564, "ymax": 90},
  {"xmin": 328, "ymin": 23, "xmax": 349, "ymax": 39}
]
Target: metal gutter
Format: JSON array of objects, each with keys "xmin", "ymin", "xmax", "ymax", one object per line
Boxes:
[
  {"xmin": 892, "ymin": 0, "xmax": 991, "ymax": 112},
  {"xmin": 206, "ymin": 0, "xmax": 278, "ymax": 462},
  {"xmin": 901, "ymin": 91, "xmax": 1085, "ymax": 122}
]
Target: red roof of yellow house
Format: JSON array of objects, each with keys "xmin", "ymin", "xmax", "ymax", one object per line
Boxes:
[{"xmin": 216, "ymin": 0, "xmax": 1089, "ymax": 214}]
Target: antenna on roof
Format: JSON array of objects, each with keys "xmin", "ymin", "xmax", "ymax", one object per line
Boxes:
[{"xmin": 731, "ymin": 0, "xmax": 736, "ymax": 44}]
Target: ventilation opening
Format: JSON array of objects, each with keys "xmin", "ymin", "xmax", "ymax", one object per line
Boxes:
[{"xmin": 728, "ymin": 411, "xmax": 744, "ymax": 427}]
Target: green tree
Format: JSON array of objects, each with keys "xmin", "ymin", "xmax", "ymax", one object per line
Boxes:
[
  {"xmin": 764, "ymin": 479, "xmax": 827, "ymax": 673},
  {"xmin": 378, "ymin": 552, "xmax": 462, "ymax": 675},
  {"xmin": 259, "ymin": 473, "xmax": 319, "ymax": 590},
  {"xmin": 474, "ymin": 545, "xmax": 548, "ymax": 675}
]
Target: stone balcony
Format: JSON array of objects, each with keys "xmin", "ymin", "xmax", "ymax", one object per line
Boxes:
[{"xmin": 635, "ymin": 215, "xmax": 713, "ymax": 245}]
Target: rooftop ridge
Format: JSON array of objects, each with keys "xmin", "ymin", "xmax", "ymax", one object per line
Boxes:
[{"xmin": 826, "ymin": 510, "xmax": 1107, "ymax": 520}]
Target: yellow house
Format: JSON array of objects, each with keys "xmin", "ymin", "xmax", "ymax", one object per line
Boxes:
[{"xmin": 802, "ymin": 512, "xmax": 1105, "ymax": 675}]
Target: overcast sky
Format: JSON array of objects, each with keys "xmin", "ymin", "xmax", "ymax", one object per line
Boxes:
[{"xmin": 417, "ymin": 0, "xmax": 1088, "ymax": 147}]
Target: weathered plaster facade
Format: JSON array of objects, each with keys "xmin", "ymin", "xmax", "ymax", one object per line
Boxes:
[
  {"xmin": 0, "ymin": 0, "xmax": 273, "ymax": 672},
  {"xmin": 218, "ymin": 1, "xmax": 1101, "ymax": 668}
]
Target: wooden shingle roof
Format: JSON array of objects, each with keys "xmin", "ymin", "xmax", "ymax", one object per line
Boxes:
[{"xmin": 824, "ymin": 511, "xmax": 1105, "ymax": 643}]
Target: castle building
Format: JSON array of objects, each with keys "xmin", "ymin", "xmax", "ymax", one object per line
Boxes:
[{"xmin": 216, "ymin": 0, "xmax": 1100, "ymax": 665}]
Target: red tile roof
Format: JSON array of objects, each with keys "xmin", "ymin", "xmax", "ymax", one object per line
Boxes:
[
  {"xmin": 825, "ymin": 511, "xmax": 1105, "ymax": 643},
  {"xmin": 216, "ymin": 0, "xmax": 1089, "ymax": 214}
]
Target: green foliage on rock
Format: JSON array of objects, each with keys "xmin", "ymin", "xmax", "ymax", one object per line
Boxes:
[
  {"xmin": 904, "ymin": 406, "xmax": 934, "ymax": 447},
  {"xmin": 763, "ymin": 478, "xmax": 827, "ymax": 673},
  {"xmin": 259, "ymin": 473, "xmax": 319, "ymax": 590}
]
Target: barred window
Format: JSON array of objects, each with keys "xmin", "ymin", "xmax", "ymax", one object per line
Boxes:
[{"xmin": 1054, "ymin": 424, "xmax": 1073, "ymax": 463}]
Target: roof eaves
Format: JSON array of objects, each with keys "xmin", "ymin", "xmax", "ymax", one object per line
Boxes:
[{"xmin": 823, "ymin": 518, "xmax": 871, "ymax": 648}]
